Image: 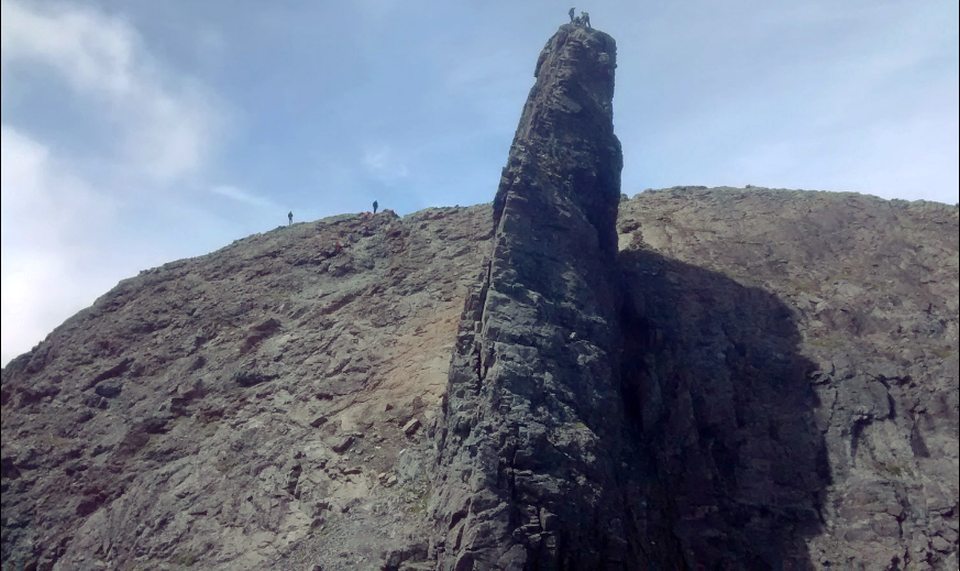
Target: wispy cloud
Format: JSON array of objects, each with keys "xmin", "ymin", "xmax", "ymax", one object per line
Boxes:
[
  {"xmin": 1, "ymin": 0, "xmax": 229, "ymax": 364},
  {"xmin": 210, "ymin": 184, "xmax": 277, "ymax": 208},
  {"xmin": 1, "ymin": 0, "xmax": 222, "ymax": 182}
]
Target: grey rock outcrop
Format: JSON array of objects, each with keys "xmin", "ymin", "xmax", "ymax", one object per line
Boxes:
[{"xmin": 431, "ymin": 23, "xmax": 644, "ymax": 569}]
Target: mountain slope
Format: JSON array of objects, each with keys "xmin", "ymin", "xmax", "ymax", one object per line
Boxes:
[{"xmin": 2, "ymin": 206, "xmax": 494, "ymax": 570}]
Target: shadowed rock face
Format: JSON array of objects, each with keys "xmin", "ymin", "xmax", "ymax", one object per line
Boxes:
[
  {"xmin": 432, "ymin": 24, "xmax": 634, "ymax": 569},
  {"xmin": 618, "ymin": 188, "xmax": 959, "ymax": 570},
  {"xmin": 2, "ymin": 23, "xmax": 958, "ymax": 571},
  {"xmin": 620, "ymin": 248, "xmax": 829, "ymax": 569}
]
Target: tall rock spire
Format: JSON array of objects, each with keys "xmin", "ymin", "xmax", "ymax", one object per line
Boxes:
[
  {"xmin": 495, "ymin": 22, "xmax": 622, "ymax": 256},
  {"xmin": 432, "ymin": 24, "xmax": 635, "ymax": 570}
]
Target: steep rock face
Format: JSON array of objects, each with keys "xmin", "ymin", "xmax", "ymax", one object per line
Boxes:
[
  {"xmin": 431, "ymin": 24, "xmax": 648, "ymax": 570},
  {"xmin": 2, "ymin": 207, "xmax": 494, "ymax": 571},
  {"xmin": 618, "ymin": 187, "xmax": 959, "ymax": 570}
]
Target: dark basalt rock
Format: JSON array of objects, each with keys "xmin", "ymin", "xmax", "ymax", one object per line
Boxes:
[
  {"xmin": 431, "ymin": 24, "xmax": 648, "ymax": 570},
  {"xmin": 93, "ymin": 379, "xmax": 123, "ymax": 398},
  {"xmin": 232, "ymin": 369, "xmax": 277, "ymax": 387}
]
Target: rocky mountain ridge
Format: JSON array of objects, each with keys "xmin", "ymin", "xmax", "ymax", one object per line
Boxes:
[{"xmin": 3, "ymin": 23, "xmax": 958, "ymax": 571}]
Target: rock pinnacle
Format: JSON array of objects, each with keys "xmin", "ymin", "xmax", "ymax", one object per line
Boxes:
[{"xmin": 432, "ymin": 24, "xmax": 632, "ymax": 570}]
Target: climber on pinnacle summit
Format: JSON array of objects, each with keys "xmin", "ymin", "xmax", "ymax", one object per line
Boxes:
[
  {"xmin": 581, "ymin": 11, "xmax": 591, "ymax": 27},
  {"xmin": 373, "ymin": 200, "xmax": 379, "ymax": 214},
  {"xmin": 569, "ymin": 7, "xmax": 576, "ymax": 22},
  {"xmin": 288, "ymin": 211, "xmax": 293, "ymax": 225}
]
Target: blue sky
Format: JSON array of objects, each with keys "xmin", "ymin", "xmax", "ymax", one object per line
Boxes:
[{"xmin": 2, "ymin": 0, "xmax": 958, "ymax": 364}]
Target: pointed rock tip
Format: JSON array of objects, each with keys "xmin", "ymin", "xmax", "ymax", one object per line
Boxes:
[{"xmin": 535, "ymin": 23, "xmax": 617, "ymax": 82}]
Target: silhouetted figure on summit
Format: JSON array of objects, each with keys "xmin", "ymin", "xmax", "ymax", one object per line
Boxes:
[
  {"xmin": 373, "ymin": 200, "xmax": 379, "ymax": 214},
  {"xmin": 569, "ymin": 7, "xmax": 576, "ymax": 22},
  {"xmin": 581, "ymin": 11, "xmax": 591, "ymax": 27},
  {"xmin": 288, "ymin": 211, "xmax": 293, "ymax": 225}
]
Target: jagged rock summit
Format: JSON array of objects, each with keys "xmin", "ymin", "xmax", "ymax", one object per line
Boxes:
[{"xmin": 3, "ymin": 23, "xmax": 958, "ymax": 571}]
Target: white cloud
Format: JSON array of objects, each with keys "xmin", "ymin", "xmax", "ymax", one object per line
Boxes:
[
  {"xmin": 0, "ymin": 0, "xmax": 221, "ymax": 181},
  {"xmin": 0, "ymin": 126, "xmax": 117, "ymax": 365},
  {"xmin": 210, "ymin": 184, "xmax": 277, "ymax": 208},
  {"xmin": 0, "ymin": 127, "xmax": 108, "ymax": 242},
  {"xmin": 1, "ymin": 0, "xmax": 229, "ymax": 365}
]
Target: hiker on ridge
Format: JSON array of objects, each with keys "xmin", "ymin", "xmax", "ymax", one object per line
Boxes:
[
  {"xmin": 288, "ymin": 211, "xmax": 293, "ymax": 225},
  {"xmin": 569, "ymin": 7, "xmax": 576, "ymax": 22},
  {"xmin": 373, "ymin": 200, "xmax": 379, "ymax": 214}
]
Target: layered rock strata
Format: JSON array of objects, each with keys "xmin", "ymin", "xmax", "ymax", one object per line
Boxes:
[
  {"xmin": 430, "ymin": 24, "xmax": 646, "ymax": 570},
  {"xmin": 1, "ymin": 207, "xmax": 494, "ymax": 571}
]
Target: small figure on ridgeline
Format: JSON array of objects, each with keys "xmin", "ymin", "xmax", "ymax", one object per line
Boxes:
[
  {"xmin": 288, "ymin": 211, "xmax": 293, "ymax": 225},
  {"xmin": 581, "ymin": 11, "xmax": 591, "ymax": 28},
  {"xmin": 568, "ymin": 7, "xmax": 576, "ymax": 22},
  {"xmin": 373, "ymin": 200, "xmax": 379, "ymax": 214}
]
